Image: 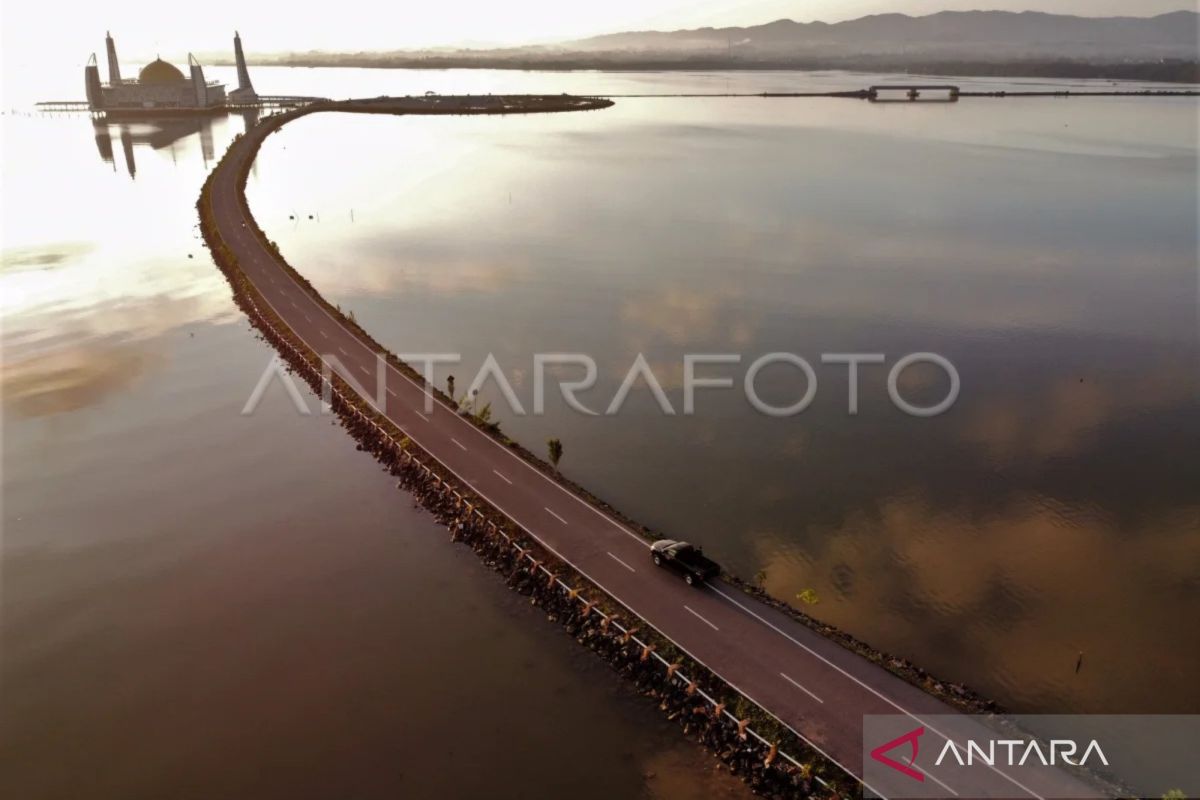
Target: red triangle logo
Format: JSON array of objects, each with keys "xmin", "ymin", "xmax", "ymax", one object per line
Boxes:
[{"xmin": 870, "ymin": 726, "xmax": 926, "ymax": 782}]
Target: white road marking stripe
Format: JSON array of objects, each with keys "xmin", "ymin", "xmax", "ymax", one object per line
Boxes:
[
  {"xmin": 387, "ymin": 388, "xmax": 397, "ymax": 398},
  {"xmin": 779, "ymin": 672, "xmax": 824, "ymax": 704},
  {"xmin": 606, "ymin": 551, "xmax": 636, "ymax": 572},
  {"xmin": 684, "ymin": 605, "xmax": 719, "ymax": 632},
  {"xmin": 358, "ymin": 365, "xmax": 370, "ymax": 376},
  {"xmin": 493, "ymin": 469, "xmax": 512, "ymax": 485},
  {"xmin": 320, "ymin": 330, "xmax": 329, "ymax": 338},
  {"xmin": 545, "ymin": 507, "xmax": 569, "ymax": 525},
  {"xmin": 414, "ymin": 409, "xmax": 429, "ymax": 421},
  {"xmin": 338, "ymin": 346, "xmax": 349, "ymax": 356},
  {"xmin": 451, "ymin": 438, "xmax": 467, "ymax": 451}
]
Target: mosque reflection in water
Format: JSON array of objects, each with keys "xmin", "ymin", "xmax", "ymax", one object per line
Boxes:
[{"xmin": 90, "ymin": 107, "xmax": 259, "ymax": 178}]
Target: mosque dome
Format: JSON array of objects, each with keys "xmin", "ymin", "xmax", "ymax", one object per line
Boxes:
[{"xmin": 138, "ymin": 58, "xmax": 186, "ymax": 83}]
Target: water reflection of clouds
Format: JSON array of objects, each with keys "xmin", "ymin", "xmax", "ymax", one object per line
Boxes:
[
  {"xmin": 0, "ymin": 243, "xmax": 93, "ymax": 273},
  {"xmin": 276, "ymin": 115, "xmax": 1194, "ymax": 344},
  {"xmin": 1, "ymin": 243, "xmax": 238, "ymax": 417},
  {"xmin": 243, "ymin": 97, "xmax": 1197, "ymax": 715},
  {"xmin": 2, "ymin": 245, "xmax": 238, "ymax": 347},
  {"xmin": 960, "ymin": 365, "xmax": 1196, "ymax": 463},
  {"xmin": 752, "ymin": 493, "xmax": 1200, "ymax": 711},
  {"xmin": 616, "ymin": 218, "xmax": 1192, "ymax": 343},
  {"xmin": 2, "ymin": 344, "xmax": 159, "ymax": 418},
  {"xmin": 738, "ymin": 354, "xmax": 1200, "ymax": 710},
  {"xmin": 619, "ymin": 285, "xmax": 757, "ymax": 348},
  {"xmin": 302, "ymin": 246, "xmax": 532, "ymax": 298}
]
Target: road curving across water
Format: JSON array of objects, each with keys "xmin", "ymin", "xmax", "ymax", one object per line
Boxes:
[{"xmin": 199, "ymin": 95, "xmax": 1101, "ymax": 800}]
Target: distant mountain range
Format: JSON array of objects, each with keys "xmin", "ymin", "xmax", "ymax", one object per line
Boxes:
[
  {"xmin": 225, "ymin": 10, "xmax": 1200, "ymax": 82},
  {"xmin": 565, "ymin": 10, "xmax": 1199, "ymax": 60}
]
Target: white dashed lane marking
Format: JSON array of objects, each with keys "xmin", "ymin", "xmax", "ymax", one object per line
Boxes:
[
  {"xmin": 606, "ymin": 551, "xmax": 636, "ymax": 572},
  {"xmin": 684, "ymin": 605, "xmax": 720, "ymax": 632},
  {"xmin": 780, "ymin": 672, "xmax": 824, "ymax": 704}
]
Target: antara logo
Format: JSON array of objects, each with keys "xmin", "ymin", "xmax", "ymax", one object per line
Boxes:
[
  {"xmin": 871, "ymin": 726, "xmax": 1110, "ymax": 784},
  {"xmin": 935, "ymin": 738, "xmax": 1109, "ymax": 768}
]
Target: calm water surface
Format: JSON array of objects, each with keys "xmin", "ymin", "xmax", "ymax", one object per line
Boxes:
[
  {"xmin": 241, "ymin": 73, "xmax": 1199, "ymax": 714},
  {"xmin": 2, "ymin": 67, "xmax": 1198, "ymax": 798},
  {"xmin": 0, "ymin": 74, "xmax": 762, "ymax": 799}
]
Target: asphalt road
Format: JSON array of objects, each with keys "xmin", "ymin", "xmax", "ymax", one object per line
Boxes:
[{"xmin": 206, "ymin": 101, "xmax": 1099, "ymax": 800}]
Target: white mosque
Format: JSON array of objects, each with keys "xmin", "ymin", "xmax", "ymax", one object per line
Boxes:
[{"xmin": 84, "ymin": 31, "xmax": 256, "ymax": 113}]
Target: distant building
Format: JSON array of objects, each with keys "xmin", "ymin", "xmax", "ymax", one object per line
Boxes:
[
  {"xmin": 227, "ymin": 31, "xmax": 257, "ymax": 104},
  {"xmin": 84, "ymin": 31, "xmax": 255, "ymax": 113}
]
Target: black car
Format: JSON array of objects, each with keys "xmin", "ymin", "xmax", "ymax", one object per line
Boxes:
[{"xmin": 650, "ymin": 540, "xmax": 720, "ymax": 586}]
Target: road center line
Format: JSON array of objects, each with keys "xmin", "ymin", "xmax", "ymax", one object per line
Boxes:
[
  {"xmin": 451, "ymin": 438, "xmax": 467, "ymax": 451},
  {"xmin": 779, "ymin": 672, "xmax": 824, "ymax": 704},
  {"xmin": 606, "ymin": 551, "xmax": 636, "ymax": 572},
  {"xmin": 492, "ymin": 469, "xmax": 513, "ymax": 485},
  {"xmin": 545, "ymin": 507, "xmax": 569, "ymax": 525},
  {"xmin": 338, "ymin": 346, "xmax": 349, "ymax": 356},
  {"xmin": 358, "ymin": 365, "xmax": 370, "ymax": 376},
  {"xmin": 684, "ymin": 605, "xmax": 720, "ymax": 632},
  {"xmin": 320, "ymin": 330, "xmax": 329, "ymax": 338},
  {"xmin": 413, "ymin": 409, "xmax": 429, "ymax": 421},
  {"xmin": 387, "ymin": 388, "xmax": 397, "ymax": 398}
]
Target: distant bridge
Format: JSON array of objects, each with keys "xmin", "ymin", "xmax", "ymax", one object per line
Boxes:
[{"xmin": 868, "ymin": 84, "xmax": 960, "ymax": 102}]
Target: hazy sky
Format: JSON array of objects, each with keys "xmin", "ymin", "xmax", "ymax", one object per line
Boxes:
[{"xmin": 1, "ymin": 0, "xmax": 1193, "ymax": 71}]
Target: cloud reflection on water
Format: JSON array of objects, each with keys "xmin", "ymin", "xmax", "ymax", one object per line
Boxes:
[{"xmin": 244, "ymin": 96, "xmax": 1198, "ymax": 714}]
